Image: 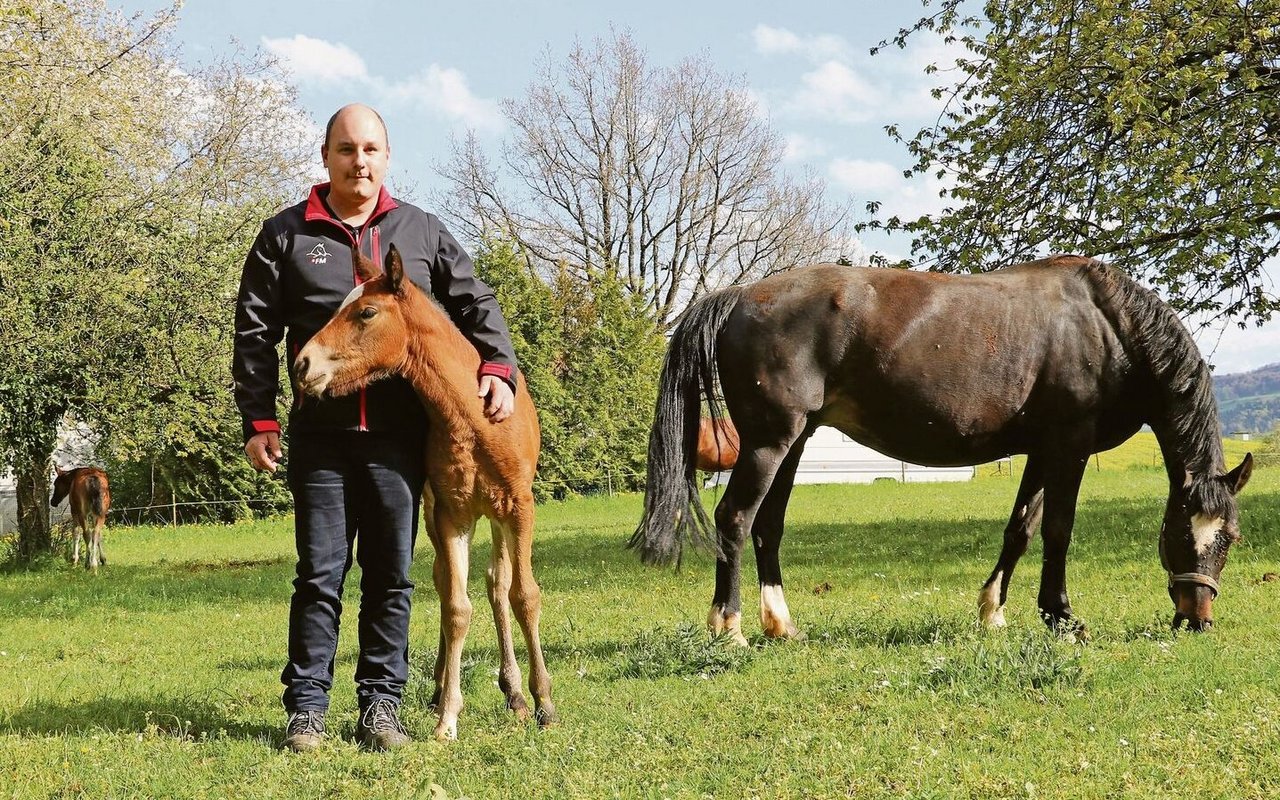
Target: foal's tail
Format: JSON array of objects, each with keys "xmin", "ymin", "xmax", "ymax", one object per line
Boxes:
[
  {"xmin": 84, "ymin": 474, "xmax": 106, "ymax": 521},
  {"xmin": 629, "ymin": 286, "xmax": 745, "ymax": 566}
]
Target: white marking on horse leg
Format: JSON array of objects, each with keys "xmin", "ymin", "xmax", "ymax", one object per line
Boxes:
[
  {"xmin": 759, "ymin": 584, "xmax": 802, "ymax": 639},
  {"xmin": 978, "ymin": 571, "xmax": 1007, "ymax": 627},
  {"xmin": 1190, "ymin": 513, "xmax": 1224, "ymax": 555},
  {"xmin": 707, "ymin": 606, "xmax": 749, "ymax": 647}
]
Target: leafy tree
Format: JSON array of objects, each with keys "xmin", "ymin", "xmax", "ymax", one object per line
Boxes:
[
  {"xmin": 0, "ymin": 1, "xmax": 310, "ymax": 558},
  {"xmin": 440, "ymin": 30, "xmax": 854, "ymax": 328},
  {"xmin": 870, "ymin": 0, "xmax": 1280, "ymax": 323},
  {"xmin": 474, "ymin": 240, "xmax": 666, "ymax": 498}
]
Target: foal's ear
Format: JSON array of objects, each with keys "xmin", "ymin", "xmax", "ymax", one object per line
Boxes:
[
  {"xmin": 1222, "ymin": 453, "xmax": 1254, "ymax": 496},
  {"xmin": 351, "ymin": 245, "xmax": 382, "ymax": 282},
  {"xmin": 386, "ymin": 243, "xmax": 405, "ymax": 295}
]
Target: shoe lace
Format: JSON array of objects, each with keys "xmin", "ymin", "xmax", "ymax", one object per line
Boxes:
[
  {"xmin": 360, "ymin": 699, "xmax": 407, "ymax": 735},
  {"xmin": 287, "ymin": 710, "xmax": 325, "ymax": 736}
]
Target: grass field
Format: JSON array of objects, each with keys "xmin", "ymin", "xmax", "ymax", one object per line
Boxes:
[{"xmin": 2, "ymin": 434, "xmax": 1278, "ymax": 799}]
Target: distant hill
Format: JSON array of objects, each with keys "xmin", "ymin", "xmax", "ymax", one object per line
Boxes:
[{"xmin": 1213, "ymin": 363, "xmax": 1280, "ymax": 435}]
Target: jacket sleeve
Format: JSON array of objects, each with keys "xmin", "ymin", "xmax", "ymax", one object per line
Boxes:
[
  {"xmin": 429, "ymin": 216, "xmax": 520, "ymax": 389},
  {"xmin": 232, "ymin": 220, "xmax": 286, "ymax": 441}
]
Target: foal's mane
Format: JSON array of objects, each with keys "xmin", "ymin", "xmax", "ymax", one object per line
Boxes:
[{"xmin": 1081, "ymin": 260, "xmax": 1230, "ymax": 507}]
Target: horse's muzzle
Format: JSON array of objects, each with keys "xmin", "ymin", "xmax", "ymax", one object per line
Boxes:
[{"xmin": 1170, "ymin": 582, "xmax": 1215, "ymax": 631}]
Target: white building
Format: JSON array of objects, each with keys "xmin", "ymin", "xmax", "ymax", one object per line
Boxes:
[{"xmin": 709, "ymin": 425, "xmax": 975, "ymax": 486}]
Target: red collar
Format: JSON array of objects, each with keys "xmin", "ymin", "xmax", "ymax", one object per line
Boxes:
[{"xmin": 304, "ymin": 182, "xmax": 399, "ymax": 224}]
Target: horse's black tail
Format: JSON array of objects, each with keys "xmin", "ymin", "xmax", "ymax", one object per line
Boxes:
[
  {"xmin": 629, "ymin": 286, "xmax": 745, "ymax": 566},
  {"xmin": 84, "ymin": 474, "xmax": 105, "ymax": 520}
]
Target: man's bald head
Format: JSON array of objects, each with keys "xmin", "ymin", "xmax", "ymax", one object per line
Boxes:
[{"xmin": 323, "ymin": 104, "xmax": 389, "ymax": 150}]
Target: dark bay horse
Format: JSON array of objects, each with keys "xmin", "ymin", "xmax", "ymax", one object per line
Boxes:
[
  {"xmin": 51, "ymin": 467, "xmax": 111, "ymax": 571},
  {"xmin": 294, "ymin": 244, "xmax": 554, "ymax": 740},
  {"xmin": 632, "ymin": 256, "xmax": 1252, "ymax": 642}
]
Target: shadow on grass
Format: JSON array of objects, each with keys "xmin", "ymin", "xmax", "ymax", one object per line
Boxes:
[{"xmin": 1, "ymin": 693, "xmax": 276, "ymax": 742}]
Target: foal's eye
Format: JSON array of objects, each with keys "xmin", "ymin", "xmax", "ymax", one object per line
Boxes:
[{"xmin": 360, "ymin": 306, "xmax": 378, "ymax": 320}]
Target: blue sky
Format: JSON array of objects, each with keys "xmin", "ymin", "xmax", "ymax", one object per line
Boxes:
[{"xmin": 119, "ymin": 0, "xmax": 1278, "ymax": 373}]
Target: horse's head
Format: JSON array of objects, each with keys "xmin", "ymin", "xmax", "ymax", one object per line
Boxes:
[
  {"xmin": 50, "ymin": 467, "xmax": 71, "ymax": 507},
  {"xmin": 295, "ymin": 243, "xmax": 412, "ymax": 399},
  {"xmin": 1159, "ymin": 453, "xmax": 1253, "ymax": 631}
]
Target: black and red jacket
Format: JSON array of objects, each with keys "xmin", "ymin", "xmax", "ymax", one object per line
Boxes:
[{"xmin": 232, "ymin": 183, "xmax": 518, "ymax": 442}]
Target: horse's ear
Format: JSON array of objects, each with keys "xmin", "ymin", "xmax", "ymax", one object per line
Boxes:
[
  {"xmin": 351, "ymin": 245, "xmax": 382, "ymax": 282},
  {"xmin": 55, "ymin": 466, "xmax": 65, "ymax": 477},
  {"xmin": 1222, "ymin": 453, "xmax": 1253, "ymax": 496},
  {"xmin": 386, "ymin": 243, "xmax": 405, "ymax": 295}
]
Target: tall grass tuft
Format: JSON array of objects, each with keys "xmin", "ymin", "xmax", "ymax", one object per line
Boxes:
[
  {"xmin": 922, "ymin": 629, "xmax": 1087, "ymax": 693},
  {"xmin": 612, "ymin": 622, "xmax": 755, "ymax": 679}
]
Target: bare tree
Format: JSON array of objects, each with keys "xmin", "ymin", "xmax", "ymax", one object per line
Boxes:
[{"xmin": 438, "ymin": 31, "xmax": 852, "ymax": 327}]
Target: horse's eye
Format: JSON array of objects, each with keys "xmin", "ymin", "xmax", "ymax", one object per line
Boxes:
[{"xmin": 360, "ymin": 306, "xmax": 378, "ymax": 320}]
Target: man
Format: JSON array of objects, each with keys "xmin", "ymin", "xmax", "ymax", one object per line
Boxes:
[{"xmin": 233, "ymin": 103, "xmax": 519, "ymax": 752}]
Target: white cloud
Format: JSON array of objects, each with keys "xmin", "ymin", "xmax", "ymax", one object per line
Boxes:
[
  {"xmin": 381, "ymin": 65, "xmax": 503, "ymax": 132},
  {"xmin": 262, "ymin": 34, "xmax": 502, "ymax": 132},
  {"xmin": 263, "ymin": 34, "xmax": 369, "ymax": 85},
  {"xmin": 751, "ymin": 24, "xmax": 850, "ymax": 63},
  {"xmin": 782, "ymin": 133, "xmax": 828, "ymax": 164},
  {"xmin": 788, "ymin": 60, "xmax": 880, "ymax": 124},
  {"xmin": 829, "ymin": 157, "xmax": 955, "ymax": 222}
]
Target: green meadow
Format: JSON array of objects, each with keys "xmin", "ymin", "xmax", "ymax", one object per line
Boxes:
[{"xmin": 2, "ymin": 433, "xmax": 1277, "ymax": 799}]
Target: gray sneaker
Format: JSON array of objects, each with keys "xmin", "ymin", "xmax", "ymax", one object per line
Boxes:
[
  {"xmin": 282, "ymin": 710, "xmax": 326, "ymax": 752},
  {"xmin": 356, "ymin": 698, "xmax": 411, "ymax": 751}
]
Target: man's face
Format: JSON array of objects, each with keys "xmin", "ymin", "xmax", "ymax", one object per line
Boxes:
[{"xmin": 321, "ymin": 108, "xmax": 389, "ymax": 208}]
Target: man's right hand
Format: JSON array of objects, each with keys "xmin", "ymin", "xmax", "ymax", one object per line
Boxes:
[{"xmin": 245, "ymin": 431, "xmax": 282, "ymax": 473}]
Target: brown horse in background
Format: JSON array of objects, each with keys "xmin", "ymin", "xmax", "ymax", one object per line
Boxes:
[
  {"xmin": 696, "ymin": 417, "xmax": 740, "ymax": 472},
  {"xmin": 294, "ymin": 243, "xmax": 554, "ymax": 741},
  {"xmin": 51, "ymin": 467, "xmax": 111, "ymax": 571}
]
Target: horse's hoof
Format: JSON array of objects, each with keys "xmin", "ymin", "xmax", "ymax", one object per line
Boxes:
[
  {"xmin": 433, "ymin": 720, "xmax": 457, "ymax": 742},
  {"xmin": 979, "ymin": 605, "xmax": 1007, "ymax": 628},
  {"xmin": 1041, "ymin": 612, "xmax": 1089, "ymax": 642}
]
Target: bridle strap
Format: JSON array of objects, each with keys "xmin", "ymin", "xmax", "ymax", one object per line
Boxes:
[{"xmin": 1168, "ymin": 571, "xmax": 1220, "ymax": 596}]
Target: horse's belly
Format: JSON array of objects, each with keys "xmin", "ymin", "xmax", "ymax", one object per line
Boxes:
[{"xmin": 822, "ymin": 401, "xmax": 1024, "ymax": 467}]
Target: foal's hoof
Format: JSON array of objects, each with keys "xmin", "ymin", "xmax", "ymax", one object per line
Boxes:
[
  {"xmin": 433, "ymin": 720, "xmax": 458, "ymax": 742},
  {"xmin": 534, "ymin": 704, "xmax": 559, "ymax": 728},
  {"xmin": 507, "ymin": 694, "xmax": 532, "ymax": 722}
]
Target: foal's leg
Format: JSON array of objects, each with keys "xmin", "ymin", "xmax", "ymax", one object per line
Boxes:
[
  {"xmin": 88, "ymin": 515, "xmax": 103, "ymax": 572},
  {"xmin": 432, "ymin": 511, "xmax": 475, "ymax": 741},
  {"xmin": 1037, "ymin": 452, "xmax": 1089, "ymax": 636},
  {"xmin": 487, "ymin": 518, "xmax": 530, "ymax": 720},
  {"xmin": 94, "ymin": 516, "xmax": 106, "ymax": 567},
  {"xmin": 71, "ymin": 522, "xmax": 82, "ymax": 566},
  {"xmin": 752, "ymin": 431, "xmax": 810, "ymax": 639},
  {"xmin": 503, "ymin": 498, "xmax": 556, "ymax": 726},
  {"xmin": 979, "ymin": 456, "xmax": 1045, "ymax": 627},
  {"xmin": 710, "ymin": 420, "xmax": 806, "ymax": 646},
  {"xmin": 421, "ymin": 485, "xmax": 447, "ymax": 711}
]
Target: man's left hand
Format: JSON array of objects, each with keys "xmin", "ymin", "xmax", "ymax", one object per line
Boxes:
[{"xmin": 479, "ymin": 375, "xmax": 515, "ymax": 423}]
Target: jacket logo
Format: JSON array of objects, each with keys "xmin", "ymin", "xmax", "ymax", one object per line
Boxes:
[{"xmin": 307, "ymin": 243, "xmax": 330, "ymax": 264}]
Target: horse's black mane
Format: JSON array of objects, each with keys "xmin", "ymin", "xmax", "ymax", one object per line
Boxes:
[{"xmin": 1081, "ymin": 259, "xmax": 1231, "ymax": 512}]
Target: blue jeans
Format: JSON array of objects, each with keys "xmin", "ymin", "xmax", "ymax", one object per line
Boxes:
[{"xmin": 282, "ymin": 429, "xmax": 425, "ymax": 712}]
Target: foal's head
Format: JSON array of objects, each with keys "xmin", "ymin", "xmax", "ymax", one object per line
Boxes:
[
  {"xmin": 1159, "ymin": 454, "xmax": 1253, "ymax": 631},
  {"xmin": 295, "ymin": 244, "xmax": 412, "ymax": 399},
  {"xmin": 50, "ymin": 467, "xmax": 72, "ymax": 507}
]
